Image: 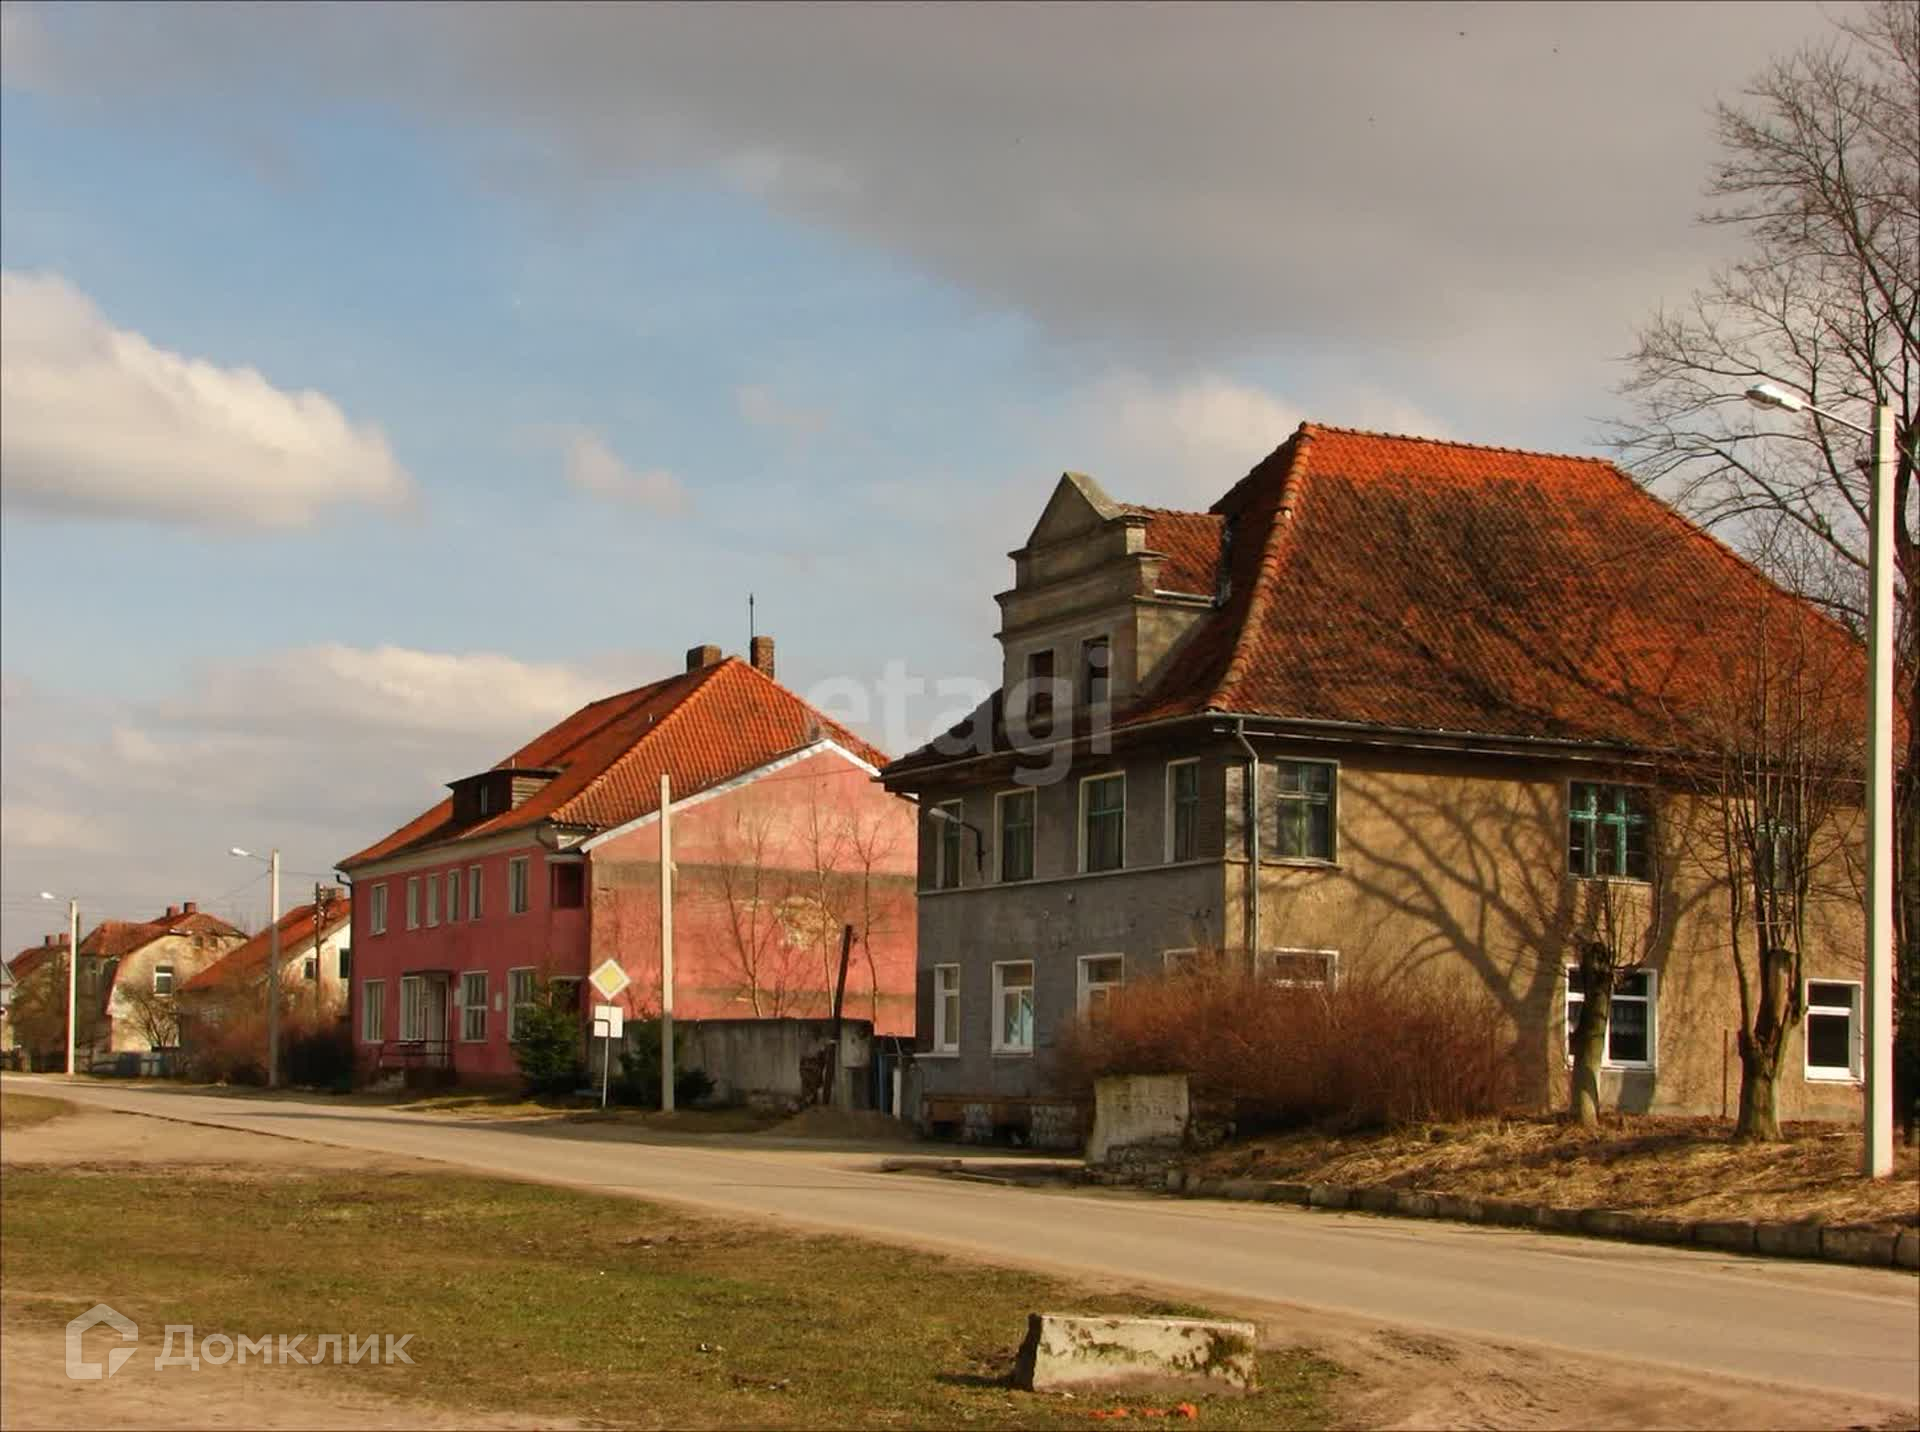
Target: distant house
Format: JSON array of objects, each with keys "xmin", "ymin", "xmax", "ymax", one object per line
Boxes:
[
  {"xmin": 881, "ymin": 424, "xmax": 1867, "ymax": 1146},
  {"xmin": 177, "ymin": 890, "xmax": 353, "ymax": 1035},
  {"xmin": 337, "ymin": 639, "xmax": 918, "ymax": 1083}
]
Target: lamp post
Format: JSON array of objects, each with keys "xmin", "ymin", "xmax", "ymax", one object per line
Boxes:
[
  {"xmin": 1744, "ymin": 381, "xmax": 1897, "ymax": 1179},
  {"xmin": 37, "ymin": 891, "xmax": 79, "ymax": 1076},
  {"xmin": 230, "ymin": 846, "xmax": 281, "ymax": 1090}
]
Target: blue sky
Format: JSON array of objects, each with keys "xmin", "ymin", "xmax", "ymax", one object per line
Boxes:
[{"xmin": 0, "ymin": 1, "xmax": 1844, "ymax": 944}]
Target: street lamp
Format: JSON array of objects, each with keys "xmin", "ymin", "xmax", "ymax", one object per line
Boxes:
[
  {"xmin": 37, "ymin": 891, "xmax": 80, "ymax": 1076},
  {"xmin": 1744, "ymin": 381, "xmax": 1897, "ymax": 1179},
  {"xmin": 230, "ymin": 846, "xmax": 282, "ymax": 1090}
]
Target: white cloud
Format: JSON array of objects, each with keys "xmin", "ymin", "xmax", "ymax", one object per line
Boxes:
[
  {"xmin": 0, "ymin": 270, "xmax": 415, "ymax": 529},
  {"xmin": 0, "ymin": 802, "xmax": 119, "ymax": 855},
  {"xmin": 737, "ymin": 384, "xmax": 830, "ymax": 443},
  {"xmin": 562, "ymin": 429, "xmax": 691, "ymax": 515}
]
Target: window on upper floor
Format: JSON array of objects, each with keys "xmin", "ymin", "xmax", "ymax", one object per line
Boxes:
[
  {"xmin": 1081, "ymin": 773, "xmax": 1126, "ymax": 873},
  {"xmin": 152, "ymin": 964, "xmax": 174, "ymax": 996},
  {"xmin": 998, "ymin": 789, "xmax": 1035, "ymax": 882},
  {"xmin": 508, "ymin": 857, "xmax": 531, "ymax": 914},
  {"xmin": 369, "ymin": 883, "xmax": 389, "ymax": 936},
  {"xmin": 1568, "ymin": 782, "xmax": 1653, "ymax": 882},
  {"xmin": 551, "ymin": 862, "xmax": 585, "ymax": 909},
  {"xmin": 1167, "ymin": 759, "xmax": 1201, "ymax": 862},
  {"xmin": 447, "ymin": 867, "xmax": 462, "ymax": 922},
  {"xmin": 405, "ymin": 878, "xmax": 420, "ymax": 930},
  {"xmin": 1081, "ymin": 635, "xmax": 1111, "ymax": 706},
  {"xmin": 1274, "ymin": 759, "xmax": 1337, "ymax": 862},
  {"xmin": 934, "ymin": 800, "xmax": 964, "ymax": 890},
  {"xmin": 425, "ymin": 873, "xmax": 440, "ymax": 927},
  {"xmin": 337, "ymin": 946, "xmax": 352, "ymax": 981},
  {"xmin": 469, "ymin": 865, "xmax": 483, "ymax": 919},
  {"xmin": 1025, "ymin": 648, "xmax": 1056, "ymax": 727},
  {"xmin": 302, "ymin": 953, "xmax": 319, "ymax": 981}
]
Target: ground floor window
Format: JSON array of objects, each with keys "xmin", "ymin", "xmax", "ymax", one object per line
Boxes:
[
  {"xmin": 932, "ymin": 965, "xmax": 960, "ymax": 1053},
  {"xmin": 361, "ymin": 980, "xmax": 385, "ymax": 1042},
  {"xmin": 400, "ymin": 976, "xmax": 428, "ymax": 1041},
  {"xmin": 1804, "ymin": 980, "xmax": 1861, "ymax": 1082},
  {"xmin": 507, "ymin": 967, "xmax": 538, "ymax": 1041},
  {"xmin": 460, "ymin": 971, "xmax": 488, "ymax": 1042},
  {"xmin": 1261, "ymin": 949, "xmax": 1338, "ymax": 989},
  {"xmin": 1077, "ymin": 955, "xmax": 1124, "ymax": 1018},
  {"xmin": 992, "ymin": 961, "xmax": 1034, "ymax": 1053},
  {"xmin": 1564, "ymin": 966, "xmax": 1655, "ymax": 1068}
]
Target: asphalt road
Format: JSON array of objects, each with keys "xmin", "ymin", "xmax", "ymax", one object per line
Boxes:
[{"xmin": 12, "ymin": 1077, "xmax": 1918, "ymax": 1408}]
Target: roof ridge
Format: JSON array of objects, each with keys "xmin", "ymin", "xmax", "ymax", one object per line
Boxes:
[
  {"xmin": 1302, "ymin": 421, "xmax": 1616, "ymax": 466},
  {"xmin": 555, "ymin": 658, "xmax": 738, "ymax": 820},
  {"xmin": 497, "ymin": 666, "xmax": 695, "ymax": 773},
  {"xmin": 1206, "ymin": 428, "xmax": 1314, "ymax": 710}
]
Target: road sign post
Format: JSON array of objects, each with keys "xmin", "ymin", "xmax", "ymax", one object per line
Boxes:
[{"xmin": 592, "ymin": 1003, "xmax": 625, "ymax": 1109}]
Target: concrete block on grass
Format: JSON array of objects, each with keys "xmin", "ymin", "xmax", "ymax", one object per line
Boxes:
[
  {"xmin": 1754, "ymin": 1222, "xmax": 1823, "ymax": 1259},
  {"xmin": 1820, "ymin": 1225, "xmax": 1896, "ymax": 1267},
  {"xmin": 1013, "ymin": 1313, "xmax": 1258, "ymax": 1395}
]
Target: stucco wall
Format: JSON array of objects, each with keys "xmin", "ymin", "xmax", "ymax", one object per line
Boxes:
[{"xmin": 105, "ymin": 931, "xmax": 241, "ymax": 1053}]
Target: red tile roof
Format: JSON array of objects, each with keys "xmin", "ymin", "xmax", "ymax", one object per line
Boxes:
[
  {"xmin": 70, "ymin": 908, "xmax": 246, "ymax": 962},
  {"xmin": 341, "ymin": 657, "xmax": 892, "ymax": 868},
  {"xmin": 8, "ymin": 939, "xmax": 67, "ymax": 982},
  {"xmin": 1131, "ymin": 507, "xmax": 1224, "ymax": 597},
  {"xmin": 179, "ymin": 898, "xmax": 350, "ymax": 995},
  {"xmin": 888, "ymin": 422, "xmax": 1860, "ymax": 775}
]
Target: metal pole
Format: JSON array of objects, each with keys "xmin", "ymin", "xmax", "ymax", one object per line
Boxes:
[
  {"xmin": 1864, "ymin": 402, "xmax": 1895, "ymax": 1178},
  {"xmin": 65, "ymin": 899, "xmax": 78, "ymax": 1076},
  {"xmin": 659, "ymin": 773, "xmax": 675, "ymax": 1114},
  {"xmin": 267, "ymin": 848, "xmax": 282, "ymax": 1090}
]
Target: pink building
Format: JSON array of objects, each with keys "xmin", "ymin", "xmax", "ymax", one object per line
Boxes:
[{"xmin": 336, "ymin": 641, "xmax": 917, "ymax": 1083}]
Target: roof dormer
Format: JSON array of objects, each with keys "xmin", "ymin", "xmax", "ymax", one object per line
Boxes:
[{"xmin": 449, "ymin": 767, "xmax": 560, "ymax": 826}]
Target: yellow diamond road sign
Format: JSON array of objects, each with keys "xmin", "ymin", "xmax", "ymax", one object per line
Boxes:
[{"xmin": 589, "ymin": 959, "xmax": 631, "ymax": 1001}]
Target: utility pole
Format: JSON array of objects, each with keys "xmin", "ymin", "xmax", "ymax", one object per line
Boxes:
[
  {"xmin": 659, "ymin": 773, "xmax": 675, "ymax": 1114},
  {"xmin": 65, "ymin": 898, "xmax": 79, "ymax": 1076},
  {"xmin": 267, "ymin": 848, "xmax": 281, "ymax": 1089},
  {"xmin": 1864, "ymin": 401, "xmax": 1895, "ymax": 1179}
]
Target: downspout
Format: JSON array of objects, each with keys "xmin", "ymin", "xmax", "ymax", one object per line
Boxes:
[{"xmin": 1233, "ymin": 718, "xmax": 1260, "ymax": 970}]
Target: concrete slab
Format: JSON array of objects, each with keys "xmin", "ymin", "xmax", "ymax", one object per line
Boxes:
[{"xmin": 1013, "ymin": 1313, "xmax": 1258, "ymax": 1395}]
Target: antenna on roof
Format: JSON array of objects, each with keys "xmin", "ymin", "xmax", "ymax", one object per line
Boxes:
[{"xmin": 749, "ymin": 591, "xmax": 756, "ymax": 645}]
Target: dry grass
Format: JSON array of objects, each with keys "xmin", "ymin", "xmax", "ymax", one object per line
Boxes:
[
  {"xmin": 0, "ymin": 1092, "xmax": 73, "ymax": 1129},
  {"xmin": 1192, "ymin": 1114, "xmax": 1920, "ymax": 1229}
]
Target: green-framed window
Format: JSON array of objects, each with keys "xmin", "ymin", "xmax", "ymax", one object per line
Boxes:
[
  {"xmin": 1168, "ymin": 760, "xmax": 1201, "ymax": 861},
  {"xmin": 1567, "ymin": 782, "xmax": 1652, "ymax": 881},
  {"xmin": 1274, "ymin": 760, "xmax": 1336, "ymax": 861},
  {"xmin": 1082, "ymin": 773, "xmax": 1126, "ymax": 873},
  {"xmin": 998, "ymin": 789, "xmax": 1036, "ymax": 882}
]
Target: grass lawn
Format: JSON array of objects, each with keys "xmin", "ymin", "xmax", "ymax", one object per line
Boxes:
[
  {"xmin": 1189, "ymin": 1114, "xmax": 1920, "ymax": 1228},
  {"xmin": 0, "ymin": 1092, "xmax": 72, "ymax": 1129},
  {"xmin": 1, "ymin": 1164, "xmax": 1335, "ymax": 1429}
]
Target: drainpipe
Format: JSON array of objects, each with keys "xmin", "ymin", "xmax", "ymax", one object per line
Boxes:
[{"xmin": 1233, "ymin": 719, "xmax": 1260, "ymax": 970}]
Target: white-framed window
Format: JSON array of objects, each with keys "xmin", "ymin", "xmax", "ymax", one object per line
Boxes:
[
  {"xmin": 469, "ymin": 864, "xmax": 483, "ymax": 919},
  {"xmin": 508, "ymin": 857, "xmax": 531, "ymax": 914},
  {"xmin": 152, "ymin": 964, "xmax": 175, "ymax": 996},
  {"xmin": 447, "ymin": 867, "xmax": 461, "ymax": 922},
  {"xmin": 459, "ymin": 971, "xmax": 487, "ymax": 1042},
  {"xmin": 1162, "ymin": 947, "xmax": 1201, "ymax": 977},
  {"xmin": 997, "ymin": 788, "xmax": 1036, "ymax": 883},
  {"xmin": 1081, "ymin": 634, "xmax": 1112, "ymax": 706},
  {"xmin": 399, "ymin": 975, "xmax": 428, "ymax": 1041},
  {"xmin": 370, "ymin": 883, "xmax": 389, "ymax": 936},
  {"xmin": 992, "ymin": 960, "xmax": 1035, "ymax": 1053},
  {"xmin": 934, "ymin": 799, "xmax": 964, "ymax": 891},
  {"xmin": 1567, "ymin": 781, "xmax": 1653, "ymax": 882},
  {"xmin": 301, "ymin": 954, "xmax": 319, "ymax": 981},
  {"xmin": 1260, "ymin": 948, "xmax": 1338, "ymax": 989},
  {"xmin": 1077, "ymin": 954, "xmax": 1124, "ymax": 1017},
  {"xmin": 1804, "ymin": 980, "xmax": 1862, "ymax": 1082},
  {"xmin": 1274, "ymin": 759, "xmax": 1337, "ymax": 862},
  {"xmin": 932, "ymin": 964, "xmax": 960, "ymax": 1054},
  {"xmin": 405, "ymin": 877, "xmax": 420, "ymax": 930},
  {"xmin": 507, "ymin": 967, "xmax": 538, "ymax": 1041},
  {"xmin": 1080, "ymin": 772, "xmax": 1126, "ymax": 873},
  {"xmin": 1166, "ymin": 759, "xmax": 1201, "ymax": 862},
  {"xmin": 425, "ymin": 873, "xmax": 440, "ymax": 927},
  {"xmin": 361, "ymin": 979, "xmax": 386, "ymax": 1042},
  {"xmin": 1564, "ymin": 966, "xmax": 1656, "ymax": 1069}
]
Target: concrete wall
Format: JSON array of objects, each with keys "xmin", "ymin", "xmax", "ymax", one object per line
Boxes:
[{"xmin": 665, "ymin": 1017, "xmax": 873, "ymax": 1109}]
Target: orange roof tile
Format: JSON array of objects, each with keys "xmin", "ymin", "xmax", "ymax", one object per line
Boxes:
[
  {"xmin": 340, "ymin": 657, "xmax": 891, "ymax": 868},
  {"xmin": 179, "ymin": 898, "xmax": 350, "ymax": 994}
]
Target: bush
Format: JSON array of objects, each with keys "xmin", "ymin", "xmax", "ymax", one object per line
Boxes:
[
  {"xmin": 612, "ymin": 1018, "xmax": 715, "ymax": 1107},
  {"xmin": 511, "ymin": 988, "xmax": 587, "ymax": 1095},
  {"xmin": 284, "ymin": 1022, "xmax": 354, "ymax": 1089},
  {"xmin": 1055, "ymin": 956, "xmax": 1518, "ymax": 1132}
]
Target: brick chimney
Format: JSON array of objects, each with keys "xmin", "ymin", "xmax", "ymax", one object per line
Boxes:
[
  {"xmin": 165, "ymin": 904, "xmax": 181, "ymax": 920},
  {"xmin": 44, "ymin": 933, "xmax": 56, "ymax": 947},
  {"xmin": 749, "ymin": 635, "xmax": 775, "ymax": 680},
  {"xmin": 685, "ymin": 644, "xmax": 723, "ymax": 671},
  {"xmin": 182, "ymin": 900, "xmax": 198, "ymax": 915}
]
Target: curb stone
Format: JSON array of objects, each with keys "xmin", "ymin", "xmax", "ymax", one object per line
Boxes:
[
  {"xmin": 1821, "ymin": 1225, "xmax": 1896, "ymax": 1266},
  {"xmin": 1754, "ymin": 1222, "xmax": 1823, "ymax": 1259},
  {"xmin": 1896, "ymin": 1228, "xmax": 1919, "ymax": 1270},
  {"xmin": 1356, "ymin": 1186, "xmax": 1400, "ymax": 1214},
  {"xmin": 1692, "ymin": 1220, "xmax": 1760, "ymax": 1254},
  {"xmin": 1264, "ymin": 1181, "xmax": 1312, "ymax": 1205},
  {"xmin": 1307, "ymin": 1183, "xmax": 1351, "ymax": 1209}
]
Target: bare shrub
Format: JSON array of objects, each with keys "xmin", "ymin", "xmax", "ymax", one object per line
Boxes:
[{"xmin": 1056, "ymin": 956, "xmax": 1518, "ymax": 1131}]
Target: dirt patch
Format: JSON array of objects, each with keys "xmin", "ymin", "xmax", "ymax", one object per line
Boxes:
[
  {"xmin": 1190, "ymin": 1114, "xmax": 1920, "ymax": 1230},
  {"xmin": 764, "ymin": 1106, "xmax": 917, "ymax": 1142}
]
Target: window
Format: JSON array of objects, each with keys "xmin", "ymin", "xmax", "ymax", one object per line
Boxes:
[
  {"xmin": 1756, "ymin": 821, "xmax": 1798, "ymax": 892},
  {"xmin": 469, "ymin": 864, "xmax": 483, "ymax": 919},
  {"xmin": 459, "ymin": 971, "xmax": 487, "ymax": 1042},
  {"xmin": 447, "ymin": 867, "xmax": 461, "ymax": 922},
  {"xmin": 1274, "ymin": 760, "xmax": 1336, "ymax": 861},
  {"xmin": 1078, "ymin": 954, "xmax": 1124, "ymax": 1017},
  {"xmin": 337, "ymin": 946, "xmax": 352, "ymax": 982},
  {"xmin": 399, "ymin": 976, "xmax": 428, "ymax": 1041},
  {"xmin": 551, "ymin": 861, "xmax": 586, "ymax": 909},
  {"xmin": 934, "ymin": 800, "xmax": 964, "ymax": 890},
  {"xmin": 1804, "ymin": 980, "xmax": 1861, "ymax": 1082},
  {"xmin": 1167, "ymin": 759, "xmax": 1200, "ymax": 862},
  {"xmin": 152, "ymin": 964, "xmax": 175, "ymax": 996},
  {"xmin": 508, "ymin": 968, "xmax": 538, "ymax": 1041},
  {"xmin": 361, "ymin": 980, "xmax": 386, "ymax": 1042},
  {"xmin": 998, "ymin": 789, "xmax": 1035, "ymax": 882},
  {"xmin": 932, "ymin": 965, "xmax": 960, "ymax": 1053},
  {"xmin": 1081, "ymin": 773, "xmax": 1126, "ymax": 873},
  {"xmin": 1162, "ymin": 948, "xmax": 1201, "ymax": 978},
  {"xmin": 1568, "ymin": 782, "xmax": 1652, "ymax": 881},
  {"xmin": 302, "ymin": 954, "xmax": 319, "ymax": 981},
  {"xmin": 1081, "ymin": 635, "xmax": 1111, "ymax": 705},
  {"xmin": 1261, "ymin": 949, "xmax": 1337, "ymax": 989},
  {"xmin": 405, "ymin": 877, "xmax": 421, "ymax": 930},
  {"xmin": 508, "ymin": 857, "xmax": 531, "ymax": 914},
  {"xmin": 992, "ymin": 961, "xmax": 1035, "ymax": 1053},
  {"xmin": 1025, "ymin": 648, "xmax": 1056, "ymax": 725},
  {"xmin": 1565, "ymin": 967, "xmax": 1656, "ymax": 1068},
  {"xmin": 370, "ymin": 883, "xmax": 389, "ymax": 936},
  {"xmin": 425, "ymin": 873, "xmax": 440, "ymax": 927}
]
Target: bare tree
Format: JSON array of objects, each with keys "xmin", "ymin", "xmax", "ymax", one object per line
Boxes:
[
  {"xmin": 1567, "ymin": 852, "xmax": 1665, "ymax": 1128},
  {"xmin": 708, "ymin": 798, "xmax": 811, "ymax": 1016},
  {"xmin": 1611, "ymin": 0, "xmax": 1919, "ymax": 1116},
  {"xmin": 120, "ymin": 983, "xmax": 182, "ymax": 1051}
]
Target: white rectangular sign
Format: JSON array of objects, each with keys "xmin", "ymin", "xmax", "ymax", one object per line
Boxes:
[{"xmin": 592, "ymin": 1003, "xmax": 624, "ymax": 1040}]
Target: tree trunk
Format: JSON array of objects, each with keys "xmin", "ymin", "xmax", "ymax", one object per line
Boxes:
[
  {"xmin": 1569, "ymin": 944, "xmax": 1612, "ymax": 1128},
  {"xmin": 1734, "ymin": 1044, "xmax": 1782, "ymax": 1141}
]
